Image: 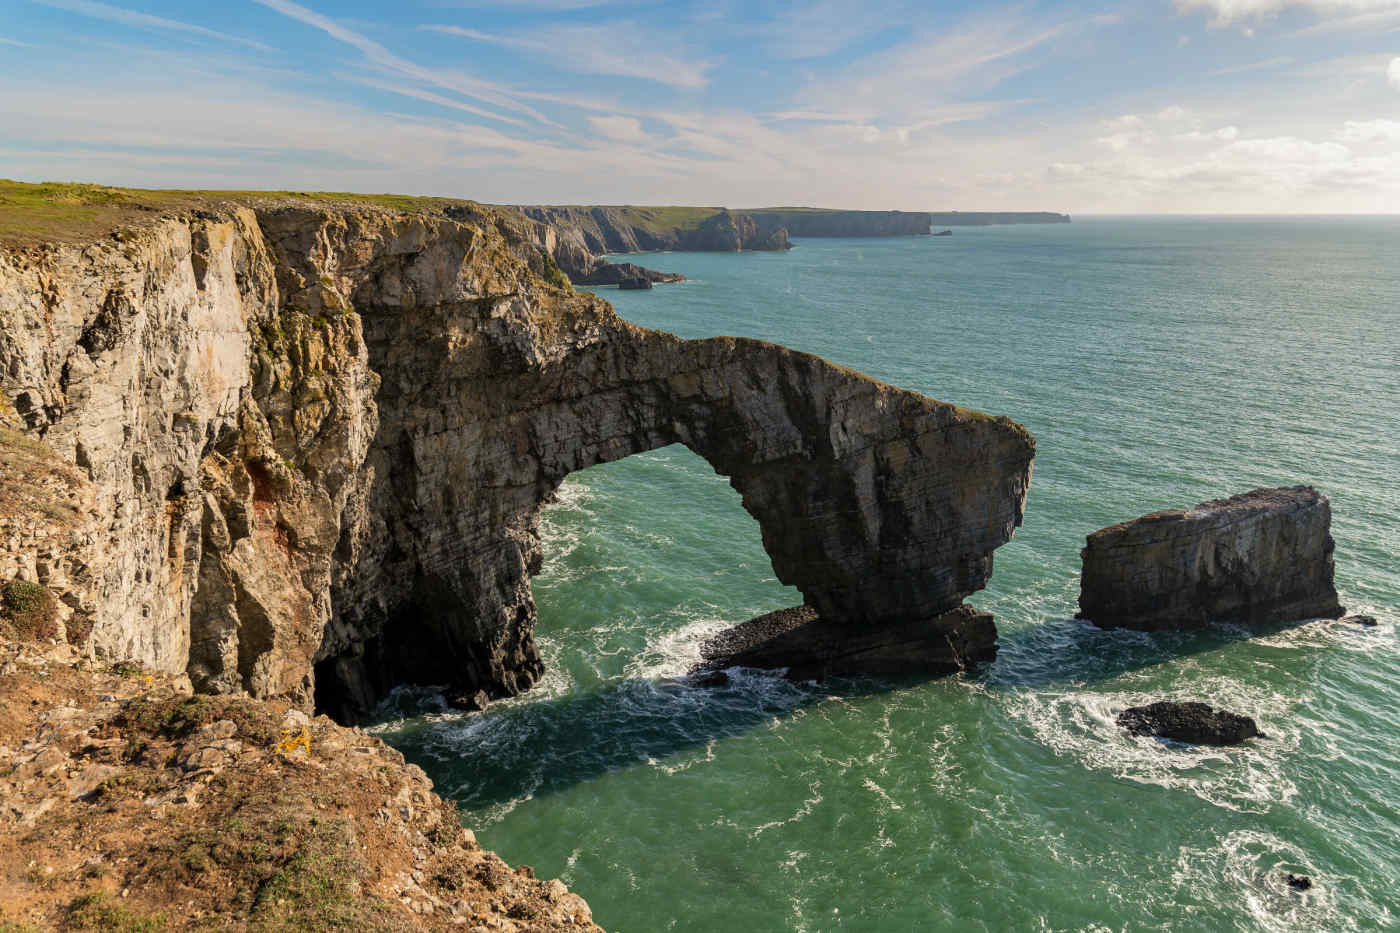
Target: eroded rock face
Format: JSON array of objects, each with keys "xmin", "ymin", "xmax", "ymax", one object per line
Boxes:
[
  {"xmin": 0, "ymin": 201, "xmax": 1034, "ymax": 721},
  {"xmin": 1078, "ymin": 486, "xmax": 1344, "ymax": 631}
]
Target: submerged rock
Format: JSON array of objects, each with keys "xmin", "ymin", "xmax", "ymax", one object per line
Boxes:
[
  {"xmin": 1285, "ymin": 873, "xmax": 1313, "ymax": 891},
  {"xmin": 1340, "ymin": 614, "xmax": 1378, "ymax": 627},
  {"xmin": 688, "ymin": 669, "xmax": 730, "ymax": 688},
  {"xmin": 1116, "ymin": 701, "xmax": 1263, "ymax": 745},
  {"xmin": 698, "ymin": 603, "xmax": 997, "ymax": 681},
  {"xmin": 448, "ymin": 688, "xmax": 490, "ymax": 712},
  {"xmin": 1078, "ymin": 486, "xmax": 1344, "ymax": 631}
]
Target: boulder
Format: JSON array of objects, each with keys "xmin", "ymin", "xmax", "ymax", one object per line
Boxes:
[
  {"xmin": 1078, "ymin": 486, "xmax": 1344, "ymax": 630},
  {"xmin": 1340, "ymin": 614, "xmax": 1377, "ymax": 627},
  {"xmin": 1116, "ymin": 701, "xmax": 1263, "ymax": 745}
]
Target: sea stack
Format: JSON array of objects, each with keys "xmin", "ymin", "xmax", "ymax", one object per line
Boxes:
[{"xmin": 1078, "ymin": 486, "xmax": 1344, "ymax": 630}]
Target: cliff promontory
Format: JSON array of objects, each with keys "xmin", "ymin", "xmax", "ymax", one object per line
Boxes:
[{"xmin": 0, "ymin": 183, "xmax": 1033, "ymax": 725}]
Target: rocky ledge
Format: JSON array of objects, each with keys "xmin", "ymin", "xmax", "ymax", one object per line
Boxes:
[
  {"xmin": 0, "ymin": 192, "xmax": 1034, "ymax": 724},
  {"xmin": 697, "ymin": 604, "xmax": 996, "ymax": 681},
  {"xmin": 1078, "ymin": 486, "xmax": 1343, "ymax": 630},
  {"xmin": 0, "ymin": 638, "xmax": 597, "ymax": 931}
]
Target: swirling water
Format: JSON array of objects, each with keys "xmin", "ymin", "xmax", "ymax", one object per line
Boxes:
[{"xmin": 372, "ymin": 218, "xmax": 1400, "ymax": 931}]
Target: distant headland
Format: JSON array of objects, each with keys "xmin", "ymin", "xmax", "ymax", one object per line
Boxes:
[{"xmin": 515, "ymin": 204, "xmax": 1071, "ymax": 285}]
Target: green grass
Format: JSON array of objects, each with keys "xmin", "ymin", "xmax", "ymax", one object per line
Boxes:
[
  {"xmin": 0, "ymin": 179, "xmax": 492, "ymax": 247},
  {"xmin": 63, "ymin": 892, "xmax": 167, "ymax": 933},
  {"xmin": 528, "ymin": 203, "xmax": 722, "ymax": 233},
  {"xmin": 0, "ymin": 579, "xmax": 59, "ymax": 642}
]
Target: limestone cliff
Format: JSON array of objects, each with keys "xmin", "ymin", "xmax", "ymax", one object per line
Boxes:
[
  {"xmin": 1077, "ymin": 486, "xmax": 1344, "ymax": 630},
  {"xmin": 0, "ymin": 195, "xmax": 1033, "ymax": 722},
  {"xmin": 745, "ymin": 209, "xmax": 931, "ymax": 237}
]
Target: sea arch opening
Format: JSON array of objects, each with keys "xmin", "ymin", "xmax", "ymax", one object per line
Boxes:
[{"xmin": 530, "ymin": 442, "xmax": 800, "ymax": 692}]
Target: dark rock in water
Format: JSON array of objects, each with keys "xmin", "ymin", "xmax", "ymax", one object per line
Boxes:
[
  {"xmin": 1285, "ymin": 873, "xmax": 1313, "ymax": 891},
  {"xmin": 1340, "ymin": 614, "xmax": 1378, "ymax": 627},
  {"xmin": 932, "ymin": 229, "xmax": 953, "ymax": 237},
  {"xmin": 569, "ymin": 259, "xmax": 684, "ymax": 287},
  {"xmin": 617, "ymin": 276, "xmax": 653, "ymax": 290},
  {"xmin": 1117, "ymin": 701, "xmax": 1263, "ymax": 745},
  {"xmin": 688, "ymin": 670, "xmax": 730, "ymax": 688},
  {"xmin": 447, "ymin": 688, "xmax": 490, "ymax": 712},
  {"xmin": 1078, "ymin": 486, "xmax": 1344, "ymax": 630},
  {"xmin": 697, "ymin": 604, "xmax": 997, "ymax": 681}
]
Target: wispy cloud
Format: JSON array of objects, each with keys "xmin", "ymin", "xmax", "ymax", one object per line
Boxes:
[
  {"xmin": 587, "ymin": 115, "xmax": 646, "ymax": 141},
  {"xmin": 424, "ymin": 23, "xmax": 715, "ymax": 89},
  {"xmin": 253, "ymin": 0, "xmax": 560, "ymax": 127},
  {"xmin": 1176, "ymin": 0, "xmax": 1400, "ymax": 27},
  {"xmin": 1210, "ymin": 55, "xmax": 1295, "ymax": 74},
  {"xmin": 33, "ymin": 0, "xmax": 271, "ymax": 51},
  {"xmin": 793, "ymin": 9, "xmax": 1075, "ymax": 127},
  {"xmin": 0, "ymin": 35, "xmax": 34, "ymax": 47}
]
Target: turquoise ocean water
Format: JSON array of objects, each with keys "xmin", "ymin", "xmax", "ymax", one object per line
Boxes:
[{"xmin": 374, "ymin": 218, "xmax": 1400, "ymax": 932}]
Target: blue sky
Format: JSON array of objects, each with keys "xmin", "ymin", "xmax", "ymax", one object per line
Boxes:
[{"xmin": 1, "ymin": 0, "xmax": 1398, "ymax": 211}]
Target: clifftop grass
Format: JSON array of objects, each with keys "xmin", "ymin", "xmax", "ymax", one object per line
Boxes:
[
  {"xmin": 0, "ymin": 180, "xmax": 492, "ymax": 247},
  {"xmin": 0, "ymin": 180, "xmax": 909, "ymax": 248}
]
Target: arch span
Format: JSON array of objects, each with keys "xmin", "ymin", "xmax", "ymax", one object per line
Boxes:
[
  {"xmin": 299, "ymin": 207, "xmax": 1033, "ymax": 719},
  {"xmin": 0, "ymin": 202, "xmax": 1033, "ymax": 723}
]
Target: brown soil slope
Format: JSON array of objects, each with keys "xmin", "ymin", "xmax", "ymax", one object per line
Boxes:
[{"xmin": 0, "ymin": 639, "xmax": 599, "ymax": 932}]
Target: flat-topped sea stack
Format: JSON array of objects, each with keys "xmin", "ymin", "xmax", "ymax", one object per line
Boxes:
[{"xmin": 1078, "ymin": 486, "xmax": 1344, "ymax": 630}]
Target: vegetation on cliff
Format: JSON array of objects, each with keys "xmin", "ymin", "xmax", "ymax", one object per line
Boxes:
[{"xmin": 0, "ymin": 640, "xmax": 600, "ymax": 931}]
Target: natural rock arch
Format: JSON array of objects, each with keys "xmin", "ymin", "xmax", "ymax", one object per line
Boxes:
[
  {"xmin": 291, "ymin": 211, "xmax": 1035, "ymax": 720},
  {"xmin": 0, "ymin": 202, "xmax": 1033, "ymax": 723}
]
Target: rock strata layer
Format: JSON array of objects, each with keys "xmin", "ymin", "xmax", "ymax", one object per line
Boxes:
[
  {"xmin": 698, "ymin": 603, "xmax": 997, "ymax": 681},
  {"xmin": 1, "ymin": 198, "xmax": 1034, "ymax": 722},
  {"xmin": 1078, "ymin": 486, "xmax": 1343, "ymax": 631},
  {"xmin": 1117, "ymin": 701, "xmax": 1263, "ymax": 745}
]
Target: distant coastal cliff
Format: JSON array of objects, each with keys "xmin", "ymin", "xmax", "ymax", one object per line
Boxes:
[
  {"xmin": 929, "ymin": 212, "xmax": 1070, "ymax": 226},
  {"xmin": 517, "ymin": 205, "xmax": 1071, "ymax": 286}
]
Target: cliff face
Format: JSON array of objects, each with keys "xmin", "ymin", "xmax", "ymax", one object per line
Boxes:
[
  {"xmin": 0, "ymin": 200, "xmax": 1033, "ymax": 721},
  {"xmin": 517, "ymin": 206, "xmax": 791, "ymax": 286},
  {"xmin": 927, "ymin": 212, "xmax": 1070, "ymax": 226},
  {"xmin": 745, "ymin": 210, "xmax": 931, "ymax": 237},
  {"xmin": 1078, "ymin": 486, "xmax": 1344, "ymax": 630}
]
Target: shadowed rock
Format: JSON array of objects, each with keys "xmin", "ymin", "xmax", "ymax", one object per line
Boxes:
[
  {"xmin": 1117, "ymin": 701, "xmax": 1263, "ymax": 745},
  {"xmin": 697, "ymin": 604, "xmax": 997, "ymax": 680},
  {"xmin": 1078, "ymin": 486, "xmax": 1344, "ymax": 631}
]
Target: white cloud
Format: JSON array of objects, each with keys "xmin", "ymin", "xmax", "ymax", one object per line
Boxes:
[
  {"xmin": 34, "ymin": 0, "xmax": 269, "ymax": 50},
  {"xmin": 1176, "ymin": 0, "xmax": 1400, "ymax": 26},
  {"xmin": 1176, "ymin": 125, "xmax": 1241, "ymax": 140},
  {"xmin": 425, "ymin": 23, "xmax": 715, "ymax": 90},
  {"xmin": 587, "ymin": 115, "xmax": 646, "ymax": 141},
  {"xmin": 1338, "ymin": 118, "xmax": 1400, "ymax": 140},
  {"xmin": 1390, "ymin": 56, "xmax": 1400, "ymax": 89}
]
